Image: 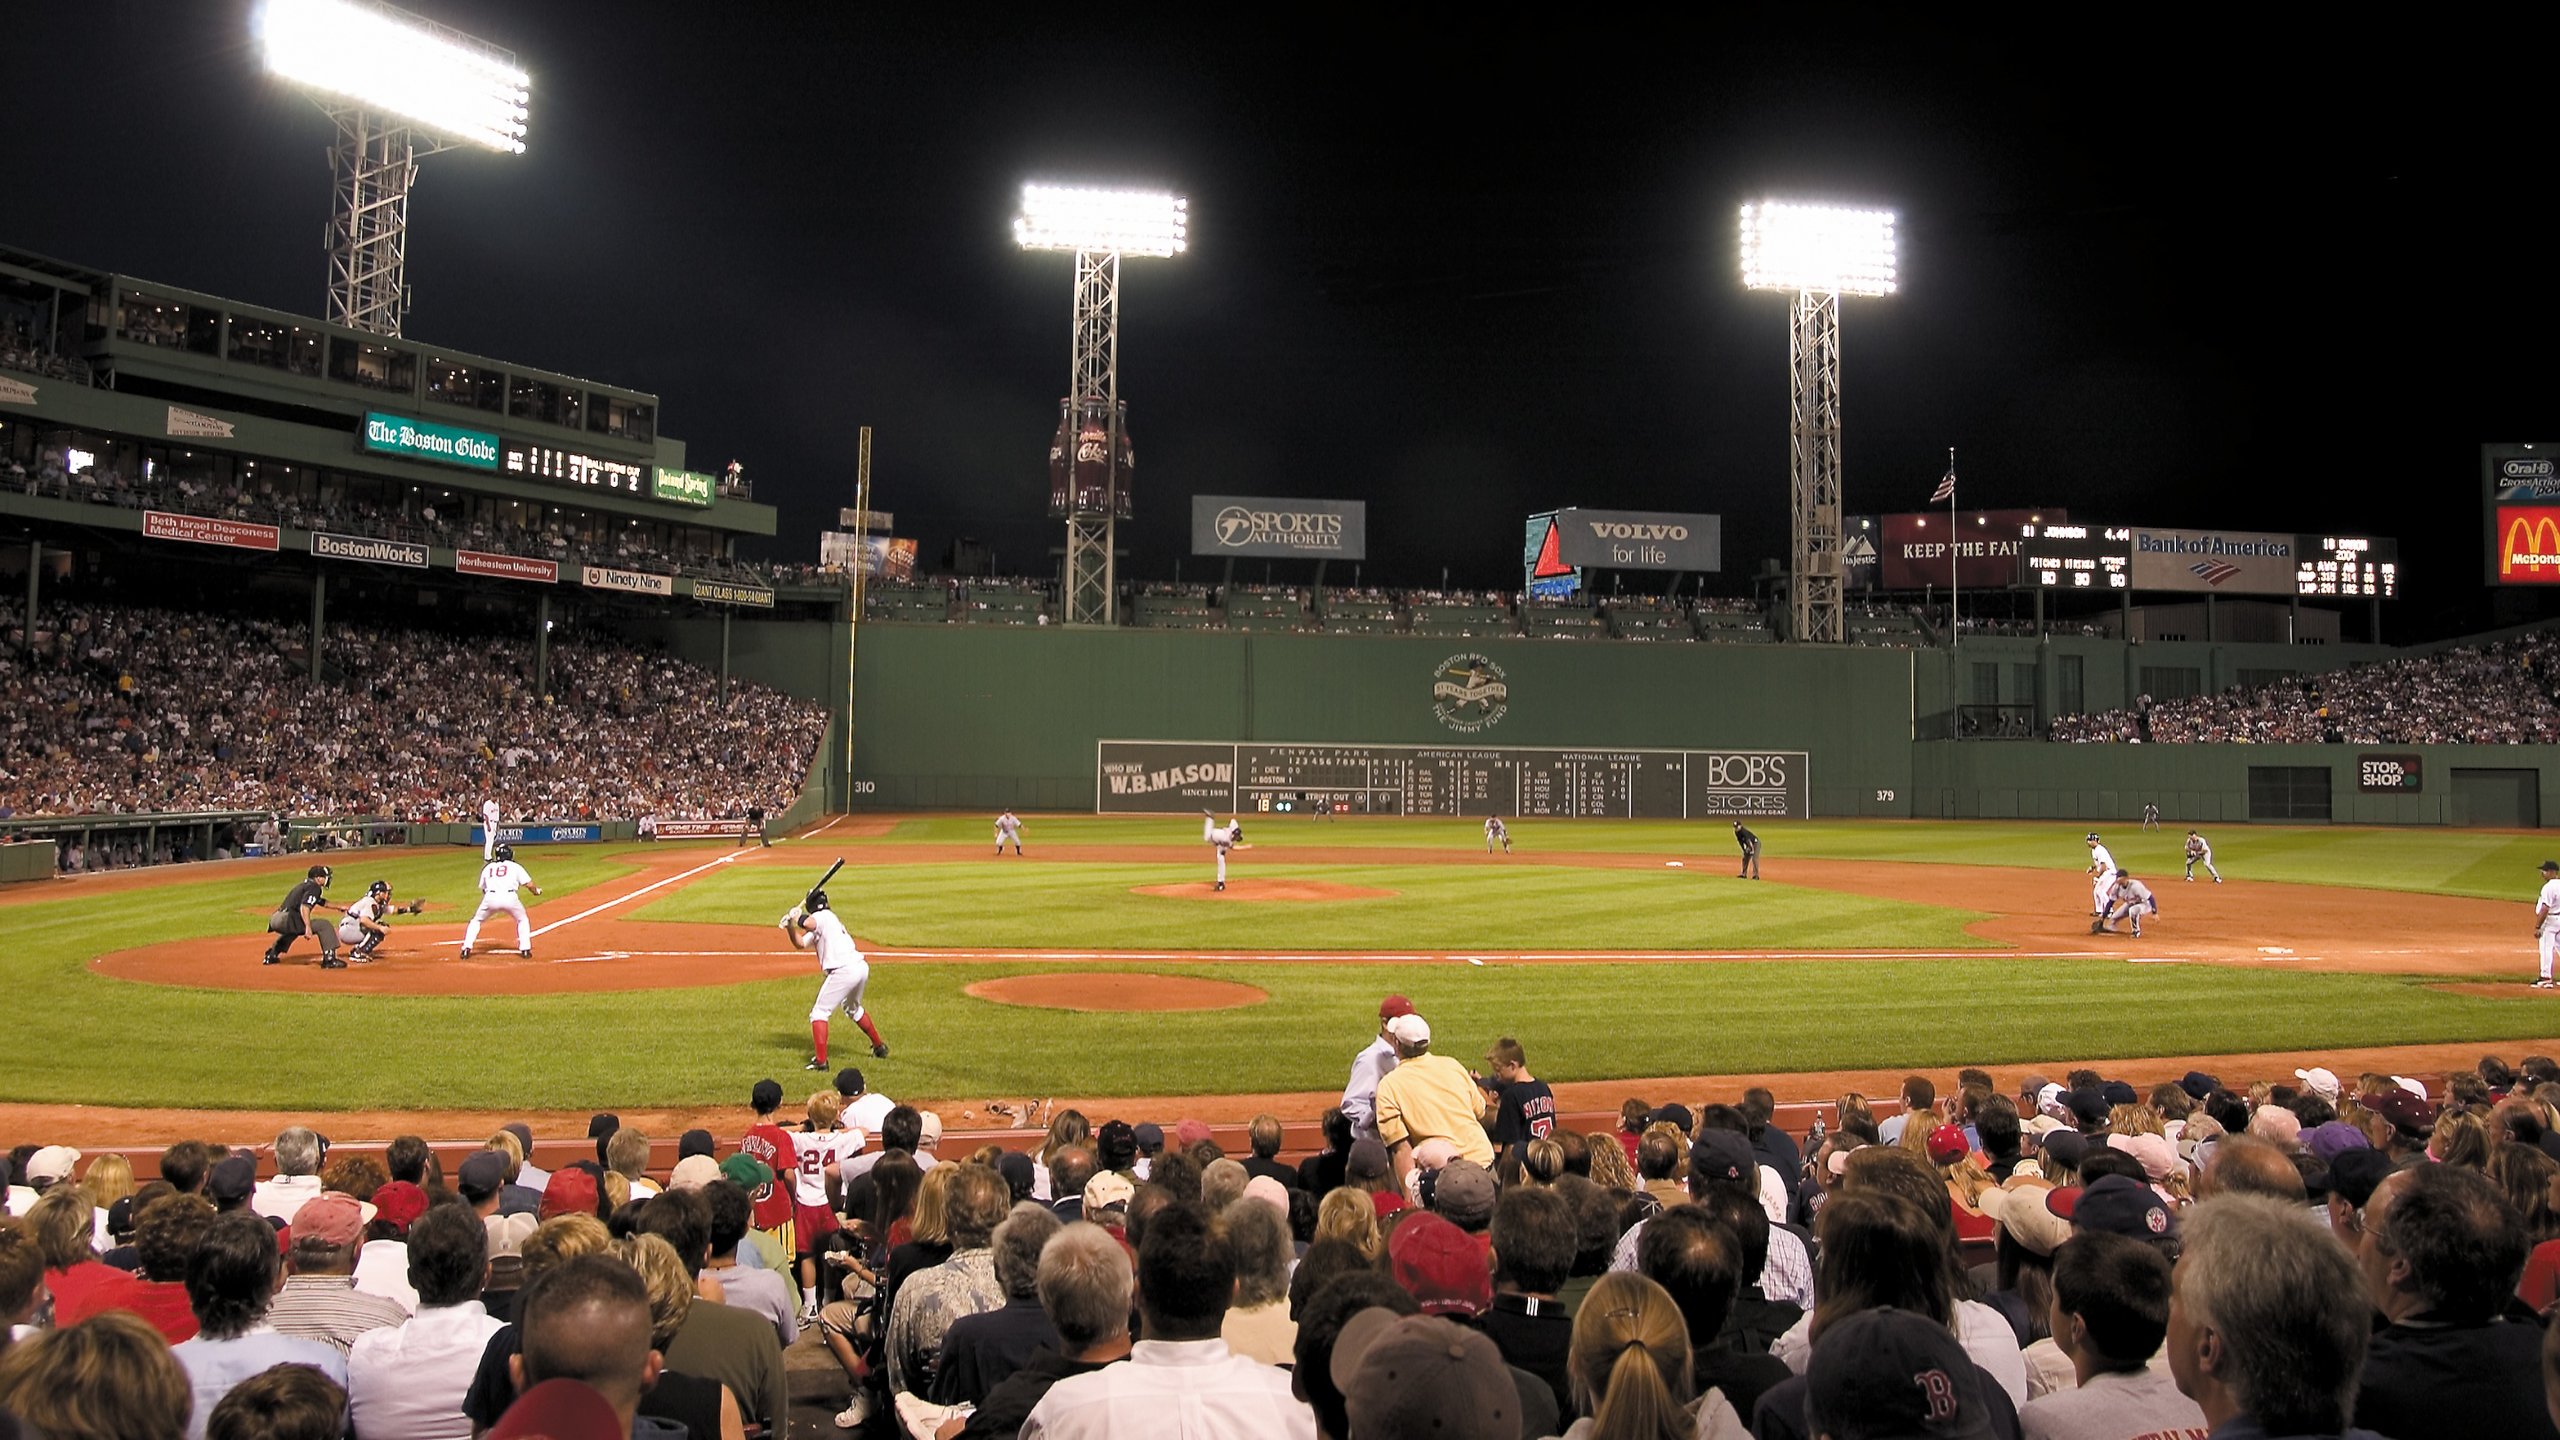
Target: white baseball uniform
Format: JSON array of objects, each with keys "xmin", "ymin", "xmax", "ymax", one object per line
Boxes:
[
  {"xmin": 2086, "ymin": 842, "xmax": 2116, "ymax": 914},
  {"xmin": 2536, "ymin": 876, "xmax": 2560, "ymax": 982},
  {"xmin": 480, "ymin": 799, "xmax": 501, "ymax": 860},
  {"xmin": 789, "ymin": 904, "xmax": 873, "ymax": 1023},
  {"xmin": 1485, "ymin": 817, "xmax": 1509, "ymax": 853},
  {"xmin": 995, "ymin": 812, "xmax": 1023, "ymax": 855},
  {"xmin": 464, "ymin": 859, "xmax": 535, "ymax": 954},
  {"xmin": 1204, "ymin": 816, "xmax": 1239, "ymax": 886},
  {"xmin": 793, "ymin": 1125, "xmax": 865, "ymax": 1209},
  {"xmin": 338, "ymin": 893, "xmax": 387, "ymax": 947}
]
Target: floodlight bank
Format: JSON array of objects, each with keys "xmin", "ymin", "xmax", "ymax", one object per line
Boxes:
[
  {"xmin": 1740, "ymin": 201, "xmax": 1898, "ymax": 297},
  {"xmin": 1014, "ymin": 184, "xmax": 1190, "ymax": 257},
  {"xmin": 260, "ymin": 0, "xmax": 531, "ymax": 153}
]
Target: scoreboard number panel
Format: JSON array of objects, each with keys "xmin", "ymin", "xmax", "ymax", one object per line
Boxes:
[
  {"xmin": 1097, "ymin": 741, "xmax": 1807, "ymax": 819},
  {"xmin": 2017, "ymin": 523, "xmax": 2130, "ymax": 589}
]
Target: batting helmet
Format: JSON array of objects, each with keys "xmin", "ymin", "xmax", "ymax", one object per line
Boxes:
[
  {"xmin": 2084, "ymin": 832, "xmax": 2101, "ymax": 842},
  {"xmin": 806, "ymin": 890, "xmax": 831, "ymax": 914},
  {"xmin": 494, "ymin": 843, "xmax": 515, "ymax": 863},
  {"xmin": 307, "ymin": 864, "xmax": 333, "ymax": 882},
  {"xmin": 368, "ymin": 880, "xmax": 391, "ymax": 898}
]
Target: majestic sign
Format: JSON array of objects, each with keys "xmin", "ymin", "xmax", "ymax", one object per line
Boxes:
[
  {"xmin": 1095, "ymin": 740, "xmax": 1813, "ymax": 819},
  {"xmin": 165, "ymin": 405, "xmax": 234, "ymax": 439},
  {"xmin": 695, "ymin": 579, "xmax": 776, "ymax": 608},
  {"xmin": 838, "ymin": 507, "xmax": 895, "ymax": 531},
  {"xmin": 2129, "ymin": 528, "xmax": 2298, "ymax": 595},
  {"xmin": 1431, "ymin": 653, "xmax": 1511, "ymax": 734},
  {"xmin": 652, "ymin": 466, "xmax": 715, "ymax": 506},
  {"xmin": 2358, "ymin": 753, "xmax": 2423, "ymax": 793},
  {"xmin": 1878, "ymin": 510, "xmax": 2045, "ymax": 589},
  {"xmin": 454, "ymin": 550, "xmax": 560, "ymax": 583},
  {"xmin": 1842, "ymin": 518, "xmax": 1879, "ymax": 590},
  {"xmin": 1191, "ymin": 496, "xmax": 1367, "ymax": 559},
  {"xmin": 311, "ymin": 532, "xmax": 429, "ymax": 568},
  {"xmin": 143, "ymin": 510, "xmax": 279, "ymax": 552},
  {"xmin": 1553, "ymin": 509, "xmax": 1722, "ymax": 572},
  {"xmin": 362, "ymin": 411, "xmax": 500, "ymax": 471},
  {"xmin": 581, "ymin": 565, "xmax": 675, "ymax": 597}
]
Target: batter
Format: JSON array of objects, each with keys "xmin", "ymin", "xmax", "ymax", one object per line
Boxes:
[
  {"xmin": 1202, "ymin": 810, "xmax": 1243, "ymax": 892},
  {"xmin": 460, "ymin": 843, "xmax": 542, "ymax": 959},
  {"xmin": 784, "ymin": 889, "xmax": 887, "ymax": 1066},
  {"xmin": 2084, "ymin": 833, "xmax": 2117, "ymax": 916},
  {"xmin": 2183, "ymin": 829, "xmax": 2222, "ymax": 883}
]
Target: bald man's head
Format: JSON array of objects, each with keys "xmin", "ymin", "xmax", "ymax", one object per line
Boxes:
[
  {"xmin": 2202, "ymin": 1132, "xmax": 2308, "ymax": 1203},
  {"xmin": 514, "ymin": 1254, "xmax": 660, "ymax": 1427}
]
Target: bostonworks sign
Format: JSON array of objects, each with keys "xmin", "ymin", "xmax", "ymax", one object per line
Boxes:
[
  {"xmin": 1190, "ymin": 496, "xmax": 1366, "ymax": 560},
  {"xmin": 1553, "ymin": 509, "xmax": 1722, "ymax": 572}
]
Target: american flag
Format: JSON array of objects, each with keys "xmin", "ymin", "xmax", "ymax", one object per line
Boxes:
[
  {"xmin": 2189, "ymin": 561, "xmax": 2242, "ymax": 586},
  {"xmin": 1928, "ymin": 463, "xmax": 1955, "ymax": 505}
]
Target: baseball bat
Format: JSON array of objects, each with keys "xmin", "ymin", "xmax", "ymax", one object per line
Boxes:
[{"xmin": 809, "ymin": 857, "xmax": 844, "ymax": 901}]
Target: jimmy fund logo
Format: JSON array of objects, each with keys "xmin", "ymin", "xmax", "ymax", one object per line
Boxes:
[{"xmin": 1432, "ymin": 653, "xmax": 1509, "ymax": 733}]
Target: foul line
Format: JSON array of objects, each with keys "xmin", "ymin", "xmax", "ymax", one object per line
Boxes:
[
  {"xmin": 798, "ymin": 816, "xmax": 844, "ymax": 840},
  {"xmin": 863, "ymin": 947, "xmax": 2112, "ymax": 963},
  {"xmin": 436, "ymin": 852, "xmax": 762, "ymax": 949}
]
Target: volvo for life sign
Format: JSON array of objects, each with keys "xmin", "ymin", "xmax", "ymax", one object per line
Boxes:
[
  {"xmin": 362, "ymin": 411, "xmax": 499, "ymax": 471},
  {"xmin": 1554, "ymin": 509, "xmax": 1722, "ymax": 572},
  {"xmin": 1191, "ymin": 495, "xmax": 1366, "ymax": 559}
]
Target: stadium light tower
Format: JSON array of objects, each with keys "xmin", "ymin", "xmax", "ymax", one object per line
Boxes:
[
  {"xmin": 1740, "ymin": 201, "xmax": 1897, "ymax": 645},
  {"xmin": 258, "ymin": 0, "xmax": 530, "ymax": 337},
  {"xmin": 1015, "ymin": 183, "xmax": 1188, "ymax": 626}
]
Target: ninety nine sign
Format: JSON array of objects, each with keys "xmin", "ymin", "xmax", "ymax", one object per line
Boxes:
[
  {"xmin": 363, "ymin": 411, "xmax": 501, "ymax": 471},
  {"xmin": 652, "ymin": 467, "xmax": 715, "ymax": 507},
  {"xmin": 455, "ymin": 550, "xmax": 560, "ymax": 583},
  {"xmin": 581, "ymin": 565, "xmax": 675, "ymax": 597},
  {"xmin": 694, "ymin": 580, "xmax": 775, "ymax": 608},
  {"xmin": 311, "ymin": 532, "xmax": 429, "ymax": 568},
  {"xmin": 143, "ymin": 510, "xmax": 278, "ymax": 552},
  {"xmin": 1191, "ymin": 495, "xmax": 1367, "ymax": 559},
  {"xmin": 1554, "ymin": 509, "xmax": 1723, "ymax": 572}
]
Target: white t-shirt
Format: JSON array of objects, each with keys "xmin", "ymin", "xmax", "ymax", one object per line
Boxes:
[
  {"xmin": 2539, "ymin": 878, "xmax": 2560, "ymax": 932},
  {"xmin": 2018, "ymin": 1356, "xmax": 2207, "ymax": 1440},
  {"xmin": 845, "ymin": 1092, "xmax": 895, "ymax": 1135},
  {"xmin": 479, "ymin": 861, "xmax": 532, "ymax": 897}
]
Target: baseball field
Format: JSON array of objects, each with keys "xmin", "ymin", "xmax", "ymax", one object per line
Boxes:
[{"xmin": 6, "ymin": 814, "xmax": 2559, "ymax": 1143}]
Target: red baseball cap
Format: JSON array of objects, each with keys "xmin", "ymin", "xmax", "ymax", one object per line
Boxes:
[
  {"xmin": 370, "ymin": 1181, "xmax": 428, "ymax": 1236},
  {"xmin": 1379, "ymin": 994, "xmax": 1415, "ymax": 1019},
  {"xmin": 539, "ymin": 1167, "xmax": 599, "ymax": 1222},
  {"xmin": 491, "ymin": 1378, "xmax": 623, "ymax": 1440},
  {"xmin": 1926, "ymin": 1124, "xmax": 1971, "ymax": 1166},
  {"xmin": 1389, "ymin": 1211, "xmax": 1492, "ymax": 1317}
]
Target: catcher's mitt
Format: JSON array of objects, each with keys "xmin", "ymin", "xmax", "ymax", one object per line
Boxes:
[{"xmin": 400, "ymin": 899, "xmax": 427, "ymax": 915}]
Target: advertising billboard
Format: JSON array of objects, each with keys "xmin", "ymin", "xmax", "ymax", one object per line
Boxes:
[
  {"xmin": 2495, "ymin": 507, "xmax": 2560, "ymax": 585},
  {"xmin": 142, "ymin": 511, "xmax": 279, "ymax": 553},
  {"xmin": 651, "ymin": 467, "xmax": 715, "ymax": 507},
  {"xmin": 2129, "ymin": 528, "xmax": 2298, "ymax": 595},
  {"xmin": 1842, "ymin": 517, "xmax": 1879, "ymax": 590},
  {"xmin": 311, "ymin": 532, "xmax": 429, "ymax": 568},
  {"xmin": 1191, "ymin": 496, "xmax": 1367, "ymax": 559},
  {"xmin": 2295, "ymin": 536, "xmax": 2397, "ymax": 598},
  {"xmin": 1878, "ymin": 509, "xmax": 2046, "ymax": 589},
  {"xmin": 2017, "ymin": 523, "xmax": 2131, "ymax": 590},
  {"xmin": 1552, "ymin": 509, "xmax": 1722, "ymax": 572},
  {"xmin": 1523, "ymin": 512, "xmax": 1580, "ymax": 599},
  {"xmin": 362, "ymin": 411, "xmax": 500, "ymax": 471},
  {"xmin": 2486, "ymin": 445, "xmax": 2560, "ymax": 585}
]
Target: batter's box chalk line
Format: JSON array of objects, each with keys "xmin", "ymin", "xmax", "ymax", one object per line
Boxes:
[{"xmin": 2257, "ymin": 946, "xmax": 2296, "ymax": 955}]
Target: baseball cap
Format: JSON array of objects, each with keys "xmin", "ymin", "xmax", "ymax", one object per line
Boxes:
[
  {"xmin": 1649, "ymin": 1103, "xmax": 1694, "ymax": 1135},
  {"xmin": 1244, "ymin": 1175, "xmax": 1291, "ymax": 1216},
  {"xmin": 1175, "ymin": 1119, "xmax": 1214, "ymax": 1148},
  {"xmin": 209, "ymin": 1154, "xmax": 258, "ymax": 1205},
  {"xmin": 2101, "ymin": 1080, "xmax": 2139, "ymax": 1108},
  {"xmin": 587, "ymin": 1113, "xmax": 619, "ymax": 1140},
  {"xmin": 490, "ymin": 1378, "xmax": 622, "ymax": 1440},
  {"xmin": 1379, "ymin": 994, "xmax": 1415, "ymax": 1020},
  {"xmin": 1978, "ymin": 1184, "xmax": 2071, "ymax": 1256},
  {"xmin": 834, "ymin": 1067, "xmax": 867, "ymax": 1098},
  {"xmin": 1431, "ymin": 1160, "xmax": 1496, "ymax": 1229},
  {"xmin": 1807, "ymin": 1307, "xmax": 1998, "ymax": 1440},
  {"xmin": 2326, "ymin": 1148, "xmax": 2399, "ymax": 1208},
  {"xmin": 24, "ymin": 1146, "xmax": 79, "ymax": 1184},
  {"xmin": 677, "ymin": 1128, "xmax": 716, "ymax": 1160},
  {"xmin": 2072, "ymin": 1175, "xmax": 2176, "ymax": 1241},
  {"xmin": 2085, "ymin": 832, "xmax": 2101, "ymax": 841},
  {"xmin": 1347, "ymin": 1138, "xmax": 1392, "ymax": 1183},
  {"xmin": 2179, "ymin": 1070, "xmax": 2220, "ymax": 1100},
  {"xmin": 371, "ymin": 1181, "xmax": 429, "ymax": 1236},
  {"xmin": 1131, "ymin": 1122, "xmax": 1165, "ymax": 1152},
  {"xmin": 719, "ymin": 1154, "xmax": 772, "ymax": 1192},
  {"xmin": 2294, "ymin": 1066, "xmax": 2341, "ymax": 1102},
  {"xmin": 106, "ymin": 1195, "xmax": 138, "ymax": 1239},
  {"xmin": 294, "ymin": 1192, "xmax": 368, "ymax": 1247},
  {"xmin": 1690, "ymin": 1131, "xmax": 1754, "ymax": 1188},
  {"xmin": 2541, "ymin": 860, "xmax": 2559, "ymax": 874},
  {"xmin": 1926, "ymin": 1124, "xmax": 1971, "ymax": 1166},
  {"xmin": 2303, "ymin": 1120, "xmax": 2370, "ymax": 1165},
  {"xmin": 2106, "ymin": 1133, "xmax": 2178, "ymax": 1182},
  {"xmin": 750, "ymin": 1078, "xmax": 784, "ymax": 1111},
  {"xmin": 917, "ymin": 1111, "xmax": 943, "ymax": 1148},
  {"xmin": 1332, "ymin": 1311, "xmax": 1518, "ymax": 1440},
  {"xmin": 458, "ymin": 1151, "xmax": 509, "ymax": 1200},
  {"xmin": 2037, "ymin": 1130, "xmax": 2090, "ymax": 1171},
  {"xmin": 1389, "ymin": 1211, "xmax": 1493, "ymax": 1317},
  {"xmin": 2035, "ymin": 1083, "xmax": 2070, "ymax": 1121},
  {"xmin": 1096, "ymin": 1120, "xmax": 1137, "ymax": 1167},
  {"xmin": 2368, "ymin": 1088, "xmax": 2436, "ymax": 1137},
  {"xmin": 2392, "ymin": 1076, "xmax": 2429, "ymax": 1101},
  {"xmin": 997, "ymin": 1151, "xmax": 1036, "ymax": 1198},
  {"xmin": 2065, "ymin": 1088, "xmax": 2112, "ymax": 1125},
  {"xmin": 486, "ymin": 1211, "xmax": 538, "ymax": 1258},
  {"xmin": 501, "ymin": 1122, "xmax": 535, "ymax": 1152},
  {"xmin": 667, "ymin": 1155, "xmax": 722, "ymax": 1191},
  {"xmin": 1084, "ymin": 1170, "xmax": 1135, "ymax": 1213},
  {"xmin": 1385, "ymin": 1013, "xmax": 1431, "ymax": 1047},
  {"xmin": 539, "ymin": 1167, "xmax": 600, "ymax": 1221}
]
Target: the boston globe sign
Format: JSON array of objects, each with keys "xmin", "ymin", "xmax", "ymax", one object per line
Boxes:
[{"xmin": 1191, "ymin": 496, "xmax": 1366, "ymax": 560}]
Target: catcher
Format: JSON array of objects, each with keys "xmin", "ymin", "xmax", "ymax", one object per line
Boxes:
[{"xmin": 338, "ymin": 879, "xmax": 426, "ymax": 962}]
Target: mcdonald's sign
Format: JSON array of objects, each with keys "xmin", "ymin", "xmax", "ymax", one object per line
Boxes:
[{"xmin": 2496, "ymin": 507, "xmax": 2560, "ymax": 584}]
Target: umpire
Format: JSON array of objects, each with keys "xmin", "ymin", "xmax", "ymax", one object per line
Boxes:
[
  {"xmin": 739, "ymin": 801, "xmax": 770, "ymax": 848},
  {"xmin": 1733, "ymin": 821, "xmax": 1762, "ymax": 879},
  {"xmin": 261, "ymin": 864, "xmax": 343, "ymax": 969}
]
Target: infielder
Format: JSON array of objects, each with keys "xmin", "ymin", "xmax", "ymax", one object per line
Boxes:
[
  {"xmin": 995, "ymin": 809, "xmax": 1024, "ymax": 856},
  {"xmin": 2084, "ymin": 833, "xmax": 2117, "ymax": 916},
  {"xmin": 337, "ymin": 879, "xmax": 424, "ymax": 962},
  {"xmin": 1202, "ymin": 810, "xmax": 1243, "ymax": 892},
  {"xmin": 2534, "ymin": 860, "xmax": 2560, "ymax": 990},
  {"xmin": 1734, "ymin": 821, "xmax": 1762, "ymax": 880},
  {"xmin": 261, "ymin": 864, "xmax": 343, "ymax": 969},
  {"xmin": 479, "ymin": 795, "xmax": 502, "ymax": 861},
  {"xmin": 460, "ymin": 843, "xmax": 542, "ymax": 959},
  {"xmin": 2096, "ymin": 869, "xmax": 2158, "ymax": 938},
  {"xmin": 1484, "ymin": 816, "xmax": 1510, "ymax": 854},
  {"xmin": 784, "ymin": 889, "xmax": 888, "ymax": 1066},
  {"xmin": 2183, "ymin": 830, "xmax": 2222, "ymax": 883}
]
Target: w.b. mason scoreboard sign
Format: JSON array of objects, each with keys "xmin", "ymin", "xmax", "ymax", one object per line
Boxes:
[{"xmin": 1097, "ymin": 741, "xmax": 1809, "ymax": 819}]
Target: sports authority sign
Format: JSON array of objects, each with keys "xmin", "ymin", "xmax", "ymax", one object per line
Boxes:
[
  {"xmin": 1431, "ymin": 653, "xmax": 1510, "ymax": 733},
  {"xmin": 142, "ymin": 510, "xmax": 279, "ymax": 552},
  {"xmin": 2358, "ymin": 753, "xmax": 2423, "ymax": 793},
  {"xmin": 1096, "ymin": 740, "xmax": 1811, "ymax": 819},
  {"xmin": 581, "ymin": 565, "xmax": 675, "ymax": 597},
  {"xmin": 454, "ymin": 550, "xmax": 560, "ymax": 583},
  {"xmin": 1553, "ymin": 509, "xmax": 1722, "ymax": 572},
  {"xmin": 1191, "ymin": 495, "xmax": 1367, "ymax": 559},
  {"xmin": 310, "ymin": 532, "xmax": 429, "ymax": 568},
  {"xmin": 2129, "ymin": 528, "xmax": 2297, "ymax": 594}
]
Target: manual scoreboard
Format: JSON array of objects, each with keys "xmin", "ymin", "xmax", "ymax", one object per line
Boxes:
[
  {"xmin": 2295, "ymin": 536, "xmax": 2397, "ymax": 598},
  {"xmin": 1096, "ymin": 740, "xmax": 1809, "ymax": 819}
]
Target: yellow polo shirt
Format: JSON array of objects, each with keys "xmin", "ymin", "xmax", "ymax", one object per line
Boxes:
[{"xmin": 1373, "ymin": 1053, "xmax": 1495, "ymax": 1165}]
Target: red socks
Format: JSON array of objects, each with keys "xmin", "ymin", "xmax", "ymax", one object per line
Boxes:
[
  {"xmin": 855, "ymin": 1013, "xmax": 885, "ymax": 1049},
  {"xmin": 811, "ymin": 1020, "xmax": 829, "ymax": 1064}
]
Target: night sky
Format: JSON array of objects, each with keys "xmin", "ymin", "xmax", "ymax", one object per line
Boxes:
[{"xmin": 3, "ymin": 6, "xmax": 2542, "ymax": 634}]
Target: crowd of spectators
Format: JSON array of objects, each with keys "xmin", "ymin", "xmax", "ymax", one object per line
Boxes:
[
  {"xmin": 0, "ymin": 600, "xmax": 827, "ymax": 825},
  {"xmin": 2052, "ymin": 630, "xmax": 2560, "ymax": 744},
  {"xmin": 0, "ymin": 320, "xmax": 87, "ymax": 386},
  {"xmin": 10, "ymin": 1030, "xmax": 2560, "ymax": 1438}
]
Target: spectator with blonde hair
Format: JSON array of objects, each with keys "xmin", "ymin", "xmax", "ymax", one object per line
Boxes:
[
  {"xmin": 1586, "ymin": 1134, "xmax": 1640, "ymax": 1193},
  {"xmin": 26, "ymin": 1187, "xmax": 141, "ymax": 1330},
  {"xmin": 1315, "ymin": 1188, "xmax": 1382, "ymax": 1261},
  {"xmin": 0, "ymin": 1309, "xmax": 194, "ymax": 1440},
  {"xmin": 1562, "ymin": 1270, "xmax": 1749, "ymax": 1440}
]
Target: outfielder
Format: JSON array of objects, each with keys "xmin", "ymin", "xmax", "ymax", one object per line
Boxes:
[
  {"xmin": 784, "ymin": 889, "xmax": 887, "ymax": 1067},
  {"xmin": 1202, "ymin": 810, "xmax": 1243, "ymax": 892},
  {"xmin": 995, "ymin": 809, "xmax": 1024, "ymax": 857},
  {"xmin": 2096, "ymin": 869, "xmax": 2158, "ymax": 938},
  {"xmin": 1484, "ymin": 816, "xmax": 1510, "ymax": 854},
  {"xmin": 460, "ymin": 843, "xmax": 542, "ymax": 959},
  {"xmin": 2183, "ymin": 829, "xmax": 2222, "ymax": 883},
  {"xmin": 1734, "ymin": 821, "xmax": 1762, "ymax": 880},
  {"xmin": 337, "ymin": 879, "xmax": 424, "ymax": 962},
  {"xmin": 2141, "ymin": 802, "xmax": 2161, "ymax": 832},
  {"xmin": 261, "ymin": 864, "xmax": 343, "ymax": 969},
  {"xmin": 2084, "ymin": 833, "xmax": 2117, "ymax": 916},
  {"xmin": 2533, "ymin": 860, "xmax": 2560, "ymax": 990},
  {"xmin": 479, "ymin": 795, "xmax": 502, "ymax": 861}
]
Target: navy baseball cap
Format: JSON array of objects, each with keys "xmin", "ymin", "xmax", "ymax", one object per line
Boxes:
[
  {"xmin": 2326, "ymin": 1148, "xmax": 2399, "ymax": 1208},
  {"xmin": 1650, "ymin": 1103, "xmax": 1694, "ymax": 1135},
  {"xmin": 2065, "ymin": 1088, "xmax": 2113, "ymax": 1125},
  {"xmin": 1807, "ymin": 1307, "xmax": 1997, "ymax": 1439},
  {"xmin": 1689, "ymin": 1131, "xmax": 1754, "ymax": 1188},
  {"xmin": 2072, "ymin": 1175, "xmax": 2176, "ymax": 1242},
  {"xmin": 2179, "ymin": 1071, "xmax": 2219, "ymax": 1100}
]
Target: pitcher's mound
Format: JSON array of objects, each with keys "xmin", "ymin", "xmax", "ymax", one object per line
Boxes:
[
  {"xmin": 1131, "ymin": 880, "xmax": 1397, "ymax": 902},
  {"xmin": 967, "ymin": 973, "xmax": 1268, "ymax": 1012}
]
